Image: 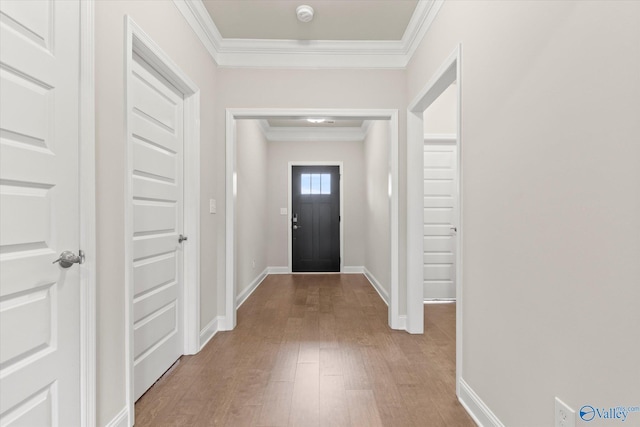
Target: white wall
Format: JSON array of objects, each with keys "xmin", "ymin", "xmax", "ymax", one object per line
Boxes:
[
  {"xmin": 423, "ymin": 83, "xmax": 457, "ymax": 135},
  {"xmin": 266, "ymin": 139, "xmax": 365, "ymax": 269},
  {"xmin": 95, "ymin": 2, "xmax": 218, "ymax": 424},
  {"xmin": 407, "ymin": 1, "xmax": 640, "ymax": 425},
  {"xmin": 236, "ymin": 120, "xmax": 269, "ymax": 297},
  {"xmin": 363, "ymin": 121, "xmax": 392, "ymax": 296}
]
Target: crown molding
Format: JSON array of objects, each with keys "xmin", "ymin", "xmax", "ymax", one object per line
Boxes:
[
  {"xmin": 361, "ymin": 120, "xmax": 374, "ymax": 137},
  {"xmin": 172, "ymin": 0, "xmax": 444, "ymax": 69},
  {"xmin": 259, "ymin": 120, "xmax": 367, "ymax": 142},
  {"xmin": 404, "ymin": 0, "xmax": 445, "ymax": 61},
  {"xmin": 173, "ymin": 0, "xmax": 222, "ymax": 63}
]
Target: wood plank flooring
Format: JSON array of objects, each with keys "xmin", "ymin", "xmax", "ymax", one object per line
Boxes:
[{"xmin": 134, "ymin": 274, "xmax": 475, "ymax": 426}]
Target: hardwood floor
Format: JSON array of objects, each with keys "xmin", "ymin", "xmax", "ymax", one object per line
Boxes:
[{"xmin": 134, "ymin": 274, "xmax": 475, "ymax": 426}]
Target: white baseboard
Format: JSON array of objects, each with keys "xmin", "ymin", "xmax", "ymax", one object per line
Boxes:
[
  {"xmin": 397, "ymin": 315, "xmax": 407, "ymax": 330},
  {"xmin": 363, "ymin": 267, "xmax": 389, "ymax": 305},
  {"xmin": 236, "ymin": 268, "xmax": 268, "ymax": 309},
  {"xmin": 266, "ymin": 266, "xmax": 366, "ymax": 274},
  {"xmin": 199, "ymin": 316, "xmax": 224, "ymax": 350},
  {"xmin": 218, "ymin": 316, "xmax": 234, "ymax": 331},
  {"xmin": 458, "ymin": 378, "xmax": 505, "ymax": 427},
  {"xmin": 105, "ymin": 405, "xmax": 129, "ymax": 427}
]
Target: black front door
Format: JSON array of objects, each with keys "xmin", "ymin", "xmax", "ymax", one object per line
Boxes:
[{"xmin": 292, "ymin": 166, "xmax": 340, "ymax": 272}]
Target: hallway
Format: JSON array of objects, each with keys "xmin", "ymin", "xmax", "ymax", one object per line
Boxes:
[{"xmin": 134, "ymin": 274, "xmax": 474, "ymax": 426}]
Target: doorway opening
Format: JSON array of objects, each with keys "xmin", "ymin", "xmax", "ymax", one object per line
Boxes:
[
  {"xmin": 422, "ymin": 84, "xmax": 458, "ymax": 302},
  {"xmin": 407, "ymin": 45, "xmax": 463, "ymax": 396},
  {"xmin": 226, "ymin": 109, "xmax": 400, "ymax": 332}
]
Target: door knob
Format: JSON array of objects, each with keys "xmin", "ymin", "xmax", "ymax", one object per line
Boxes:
[
  {"xmin": 293, "ymin": 225, "xmax": 302, "ymax": 230},
  {"xmin": 53, "ymin": 250, "xmax": 84, "ymax": 268},
  {"xmin": 179, "ymin": 234, "xmax": 188, "ymax": 243}
]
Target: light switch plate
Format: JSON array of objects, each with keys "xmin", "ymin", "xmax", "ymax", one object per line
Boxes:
[
  {"xmin": 555, "ymin": 397, "xmax": 575, "ymax": 427},
  {"xmin": 209, "ymin": 199, "xmax": 216, "ymax": 214},
  {"xmin": 280, "ymin": 208, "xmax": 287, "ymax": 215}
]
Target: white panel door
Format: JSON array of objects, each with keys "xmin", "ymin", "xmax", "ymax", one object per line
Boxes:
[
  {"xmin": 0, "ymin": 1, "xmax": 82, "ymax": 425},
  {"xmin": 423, "ymin": 143, "xmax": 457, "ymax": 300},
  {"xmin": 129, "ymin": 57, "xmax": 184, "ymax": 401}
]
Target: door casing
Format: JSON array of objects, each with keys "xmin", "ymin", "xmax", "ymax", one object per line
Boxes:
[
  {"xmin": 124, "ymin": 17, "xmax": 201, "ymax": 424},
  {"xmin": 226, "ymin": 109, "xmax": 400, "ymax": 332},
  {"xmin": 288, "ymin": 162, "xmax": 344, "ymax": 273},
  {"xmin": 407, "ymin": 44, "xmax": 463, "ymax": 397}
]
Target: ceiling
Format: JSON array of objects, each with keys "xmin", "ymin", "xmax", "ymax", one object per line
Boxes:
[
  {"xmin": 173, "ymin": 0, "xmax": 442, "ymax": 68},
  {"xmin": 202, "ymin": 1, "xmax": 419, "ymax": 41}
]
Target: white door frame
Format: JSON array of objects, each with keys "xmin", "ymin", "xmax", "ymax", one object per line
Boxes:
[
  {"xmin": 124, "ymin": 16, "xmax": 201, "ymax": 422},
  {"xmin": 407, "ymin": 45, "xmax": 463, "ymax": 395},
  {"xmin": 79, "ymin": 1, "xmax": 96, "ymax": 425},
  {"xmin": 225, "ymin": 109, "xmax": 400, "ymax": 331},
  {"xmin": 287, "ymin": 161, "xmax": 344, "ymax": 273},
  {"xmin": 5, "ymin": 2, "xmax": 96, "ymax": 423}
]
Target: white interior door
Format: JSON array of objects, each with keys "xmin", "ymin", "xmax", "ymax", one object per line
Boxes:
[
  {"xmin": 0, "ymin": 1, "xmax": 82, "ymax": 425},
  {"xmin": 129, "ymin": 56, "xmax": 184, "ymax": 401},
  {"xmin": 423, "ymin": 142, "xmax": 457, "ymax": 300}
]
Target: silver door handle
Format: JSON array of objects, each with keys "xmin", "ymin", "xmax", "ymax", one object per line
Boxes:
[
  {"xmin": 179, "ymin": 234, "xmax": 188, "ymax": 243},
  {"xmin": 293, "ymin": 225, "xmax": 302, "ymax": 230},
  {"xmin": 53, "ymin": 250, "xmax": 84, "ymax": 268},
  {"xmin": 450, "ymin": 227, "xmax": 457, "ymax": 233}
]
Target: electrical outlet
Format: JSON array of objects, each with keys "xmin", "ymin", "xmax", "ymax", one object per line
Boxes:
[
  {"xmin": 555, "ymin": 397, "xmax": 576, "ymax": 427},
  {"xmin": 209, "ymin": 199, "xmax": 216, "ymax": 214}
]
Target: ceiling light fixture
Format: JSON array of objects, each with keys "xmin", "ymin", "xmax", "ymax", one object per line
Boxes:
[
  {"xmin": 307, "ymin": 118, "xmax": 326, "ymax": 124},
  {"xmin": 296, "ymin": 5, "xmax": 314, "ymax": 23}
]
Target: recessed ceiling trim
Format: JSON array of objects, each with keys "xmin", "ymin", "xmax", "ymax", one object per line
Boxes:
[
  {"xmin": 258, "ymin": 120, "xmax": 367, "ymax": 142},
  {"xmin": 172, "ymin": 0, "xmax": 444, "ymax": 69},
  {"xmin": 219, "ymin": 38, "xmax": 406, "ymax": 54}
]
